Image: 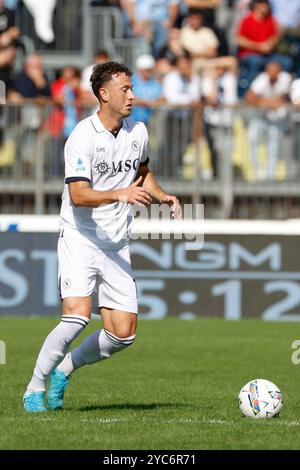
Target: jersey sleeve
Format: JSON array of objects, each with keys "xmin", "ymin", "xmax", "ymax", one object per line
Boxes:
[
  {"xmin": 140, "ymin": 123, "xmax": 150, "ymax": 166},
  {"xmin": 64, "ymin": 125, "xmax": 92, "ymax": 184}
]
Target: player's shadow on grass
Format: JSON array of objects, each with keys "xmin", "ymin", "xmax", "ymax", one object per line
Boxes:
[{"xmin": 77, "ymin": 402, "xmax": 190, "ymax": 412}]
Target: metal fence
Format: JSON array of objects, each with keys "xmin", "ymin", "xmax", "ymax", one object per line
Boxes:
[{"xmin": 1, "ymin": 103, "xmax": 300, "ymax": 217}]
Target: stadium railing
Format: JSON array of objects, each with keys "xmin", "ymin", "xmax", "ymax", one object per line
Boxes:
[{"xmin": 1, "ymin": 104, "xmax": 300, "ymax": 217}]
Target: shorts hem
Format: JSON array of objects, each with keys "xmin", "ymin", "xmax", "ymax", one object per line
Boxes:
[
  {"xmin": 60, "ymin": 291, "xmax": 94, "ymax": 300},
  {"xmin": 99, "ymin": 302, "xmax": 138, "ymax": 315}
]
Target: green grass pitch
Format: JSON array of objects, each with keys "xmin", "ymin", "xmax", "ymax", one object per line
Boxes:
[{"xmin": 0, "ymin": 317, "xmax": 300, "ymax": 450}]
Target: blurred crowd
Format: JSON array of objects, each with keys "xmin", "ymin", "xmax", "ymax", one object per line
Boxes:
[{"xmin": 2, "ymin": 0, "xmax": 300, "ymax": 180}]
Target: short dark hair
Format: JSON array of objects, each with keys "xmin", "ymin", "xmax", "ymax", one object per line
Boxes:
[
  {"xmin": 90, "ymin": 61, "xmax": 132, "ymax": 100},
  {"xmin": 187, "ymin": 8, "xmax": 204, "ymax": 17},
  {"xmin": 250, "ymin": 0, "xmax": 270, "ymax": 10}
]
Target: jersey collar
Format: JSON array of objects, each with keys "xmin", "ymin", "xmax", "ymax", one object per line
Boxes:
[
  {"xmin": 90, "ymin": 112, "xmax": 129, "ymax": 134},
  {"xmin": 90, "ymin": 112, "xmax": 106, "ymax": 133}
]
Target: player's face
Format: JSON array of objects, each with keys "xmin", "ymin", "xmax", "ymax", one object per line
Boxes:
[{"xmin": 106, "ymin": 73, "xmax": 135, "ymax": 118}]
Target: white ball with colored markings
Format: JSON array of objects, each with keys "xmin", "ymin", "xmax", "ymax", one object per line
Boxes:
[{"xmin": 238, "ymin": 379, "xmax": 283, "ymax": 419}]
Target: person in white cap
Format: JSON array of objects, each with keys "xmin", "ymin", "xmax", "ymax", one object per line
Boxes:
[{"xmin": 132, "ymin": 54, "xmax": 165, "ymax": 124}]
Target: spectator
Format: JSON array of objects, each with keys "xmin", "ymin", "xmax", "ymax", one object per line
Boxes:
[
  {"xmin": 49, "ymin": 66, "xmax": 83, "ymax": 139},
  {"xmin": 11, "ymin": 53, "xmax": 51, "ymax": 131},
  {"xmin": 90, "ymin": 0, "xmax": 135, "ymax": 38},
  {"xmin": 0, "ymin": 0, "xmax": 20, "ymax": 91},
  {"xmin": 157, "ymin": 27, "xmax": 184, "ymax": 64},
  {"xmin": 180, "ymin": 8, "xmax": 218, "ymax": 73},
  {"xmin": 237, "ymin": 0, "xmax": 293, "ymax": 96},
  {"xmin": 202, "ymin": 66, "xmax": 238, "ymax": 177},
  {"xmin": 0, "ymin": 0, "xmax": 20, "ymax": 44},
  {"xmin": 162, "ymin": 53, "xmax": 201, "ymax": 175},
  {"xmin": 180, "ymin": 8, "xmax": 237, "ymax": 76},
  {"xmin": 0, "ymin": 44, "xmax": 15, "ymax": 93},
  {"xmin": 126, "ymin": 0, "xmax": 180, "ymax": 58},
  {"xmin": 155, "ymin": 56, "xmax": 174, "ymax": 83},
  {"xmin": 51, "ymin": 66, "xmax": 79, "ymax": 97},
  {"xmin": 80, "ymin": 49, "xmax": 110, "ymax": 106},
  {"xmin": 107, "ymin": 0, "xmax": 149, "ymax": 38},
  {"xmin": 184, "ymin": 0, "xmax": 221, "ymax": 28},
  {"xmin": 12, "ymin": 53, "xmax": 51, "ymax": 102},
  {"xmin": 8, "ymin": 54, "xmax": 51, "ymax": 167},
  {"xmin": 290, "ymin": 77, "xmax": 300, "ymax": 107},
  {"xmin": 163, "ymin": 53, "xmax": 201, "ymax": 105},
  {"xmin": 289, "ymin": 77, "xmax": 300, "ymax": 170},
  {"xmin": 245, "ymin": 61, "xmax": 292, "ymax": 180},
  {"xmin": 45, "ymin": 67, "xmax": 83, "ymax": 176},
  {"xmin": 184, "ymin": 0, "xmax": 229, "ymax": 56},
  {"xmin": 269, "ymin": 0, "xmax": 300, "ymax": 29},
  {"xmin": 131, "ymin": 54, "xmax": 164, "ymax": 125},
  {"xmin": 269, "ymin": 0, "xmax": 300, "ymax": 77}
]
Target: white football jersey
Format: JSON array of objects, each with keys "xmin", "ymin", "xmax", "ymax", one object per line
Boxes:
[{"xmin": 59, "ymin": 112, "xmax": 149, "ymax": 250}]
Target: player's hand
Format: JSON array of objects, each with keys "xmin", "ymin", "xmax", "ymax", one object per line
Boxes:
[
  {"xmin": 119, "ymin": 176, "xmax": 152, "ymax": 206},
  {"xmin": 160, "ymin": 194, "xmax": 182, "ymax": 219}
]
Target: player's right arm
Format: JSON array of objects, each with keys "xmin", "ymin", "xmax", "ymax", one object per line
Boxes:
[{"xmin": 68, "ymin": 177, "xmax": 152, "ymax": 208}]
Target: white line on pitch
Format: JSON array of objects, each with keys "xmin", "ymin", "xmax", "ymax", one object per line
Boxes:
[{"xmin": 3, "ymin": 417, "xmax": 299, "ymax": 426}]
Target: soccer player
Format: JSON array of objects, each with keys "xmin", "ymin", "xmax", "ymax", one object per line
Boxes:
[{"xmin": 23, "ymin": 61, "xmax": 181, "ymax": 412}]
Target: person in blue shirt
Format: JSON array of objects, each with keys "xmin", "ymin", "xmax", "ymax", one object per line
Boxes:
[
  {"xmin": 127, "ymin": 0, "xmax": 180, "ymax": 57},
  {"xmin": 269, "ymin": 0, "xmax": 300, "ymax": 28},
  {"xmin": 269, "ymin": 0, "xmax": 300, "ymax": 76},
  {"xmin": 131, "ymin": 54, "xmax": 164, "ymax": 125}
]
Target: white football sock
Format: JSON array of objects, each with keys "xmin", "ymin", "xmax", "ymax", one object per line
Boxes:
[
  {"xmin": 57, "ymin": 329, "xmax": 135, "ymax": 376},
  {"xmin": 26, "ymin": 315, "xmax": 89, "ymax": 392}
]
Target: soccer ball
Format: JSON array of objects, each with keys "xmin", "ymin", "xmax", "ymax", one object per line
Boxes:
[{"xmin": 238, "ymin": 379, "xmax": 283, "ymax": 419}]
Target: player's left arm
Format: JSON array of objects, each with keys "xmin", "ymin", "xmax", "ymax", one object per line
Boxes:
[{"xmin": 136, "ymin": 164, "xmax": 182, "ymax": 219}]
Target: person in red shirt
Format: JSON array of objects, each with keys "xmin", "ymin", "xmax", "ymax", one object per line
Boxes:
[
  {"xmin": 236, "ymin": 0, "xmax": 293, "ymax": 96},
  {"xmin": 45, "ymin": 66, "xmax": 81, "ymax": 139},
  {"xmin": 50, "ymin": 66, "xmax": 79, "ymax": 98}
]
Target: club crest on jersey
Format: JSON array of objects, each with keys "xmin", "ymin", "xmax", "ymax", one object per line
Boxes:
[
  {"xmin": 63, "ymin": 279, "xmax": 71, "ymax": 289},
  {"xmin": 95, "ymin": 160, "xmax": 110, "ymax": 175},
  {"xmin": 131, "ymin": 140, "xmax": 139, "ymax": 152}
]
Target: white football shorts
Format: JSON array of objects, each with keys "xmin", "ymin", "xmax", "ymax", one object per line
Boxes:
[{"xmin": 57, "ymin": 229, "xmax": 138, "ymax": 314}]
